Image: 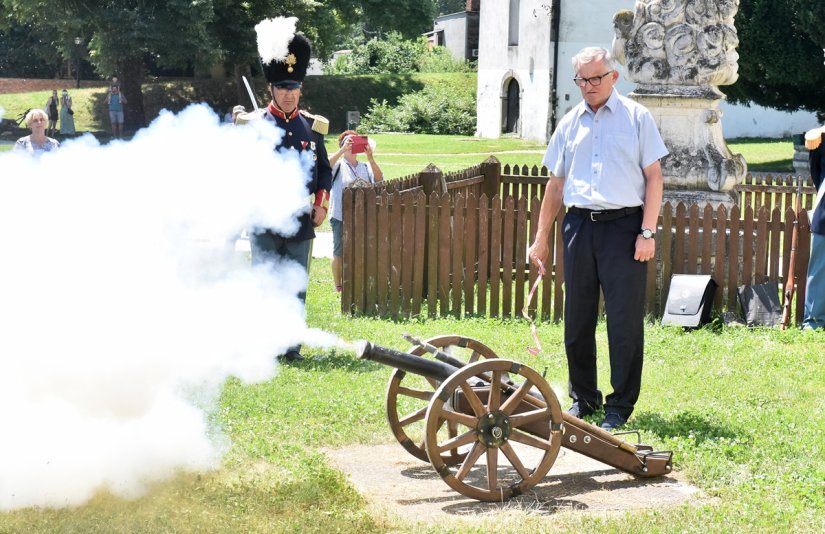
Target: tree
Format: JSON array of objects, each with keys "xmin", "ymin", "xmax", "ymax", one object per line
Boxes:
[
  {"xmin": 1, "ymin": 0, "xmax": 440, "ymax": 128},
  {"xmin": 729, "ymin": 0, "xmax": 825, "ymax": 116},
  {"xmin": 436, "ymin": 0, "xmax": 467, "ymax": 15},
  {"xmin": 1, "ymin": 0, "xmax": 219, "ymax": 130}
]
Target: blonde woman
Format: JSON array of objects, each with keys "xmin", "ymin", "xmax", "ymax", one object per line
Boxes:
[{"xmin": 14, "ymin": 109, "xmax": 60, "ymax": 154}]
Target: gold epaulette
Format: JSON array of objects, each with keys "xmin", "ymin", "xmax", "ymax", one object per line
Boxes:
[
  {"xmin": 805, "ymin": 126, "xmax": 824, "ymax": 150},
  {"xmin": 301, "ymin": 110, "xmax": 329, "ymax": 135}
]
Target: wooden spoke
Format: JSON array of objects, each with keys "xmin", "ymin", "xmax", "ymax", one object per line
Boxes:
[
  {"xmin": 508, "ymin": 428, "xmax": 555, "ymax": 451},
  {"xmin": 459, "ymin": 381, "xmax": 487, "ymax": 417},
  {"xmin": 436, "ymin": 428, "xmax": 478, "ymax": 454},
  {"xmin": 508, "ymin": 407, "xmax": 551, "ymax": 428},
  {"xmin": 397, "ymin": 386, "xmax": 432, "ymax": 401},
  {"xmin": 439, "ymin": 409, "xmax": 478, "ymax": 429},
  {"xmin": 500, "ymin": 441, "xmax": 531, "ymax": 480},
  {"xmin": 385, "ymin": 335, "xmax": 499, "ymax": 465},
  {"xmin": 486, "ymin": 448, "xmax": 499, "ymax": 491},
  {"xmin": 424, "ymin": 358, "xmax": 564, "ymax": 502},
  {"xmin": 399, "ymin": 406, "xmax": 427, "ymax": 427},
  {"xmin": 488, "ymin": 370, "xmax": 502, "ymax": 411},
  {"xmin": 499, "ymin": 378, "xmax": 533, "ymax": 415},
  {"xmin": 455, "ymin": 442, "xmax": 486, "ymax": 481}
]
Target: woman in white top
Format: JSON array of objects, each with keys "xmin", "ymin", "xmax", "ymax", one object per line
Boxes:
[
  {"xmin": 328, "ymin": 129, "xmax": 383, "ymax": 293},
  {"xmin": 14, "ymin": 108, "xmax": 60, "ymax": 154}
]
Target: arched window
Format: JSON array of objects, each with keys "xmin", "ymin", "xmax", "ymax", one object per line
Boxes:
[
  {"xmin": 508, "ymin": 0, "xmax": 520, "ymax": 46},
  {"xmin": 502, "ymin": 78, "xmax": 520, "ymax": 134}
]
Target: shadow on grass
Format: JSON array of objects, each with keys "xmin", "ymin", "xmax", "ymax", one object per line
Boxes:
[{"xmin": 632, "ymin": 410, "xmax": 741, "ymax": 443}]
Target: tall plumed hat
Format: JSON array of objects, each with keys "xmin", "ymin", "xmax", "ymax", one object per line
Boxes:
[{"xmin": 255, "ymin": 16, "xmax": 311, "ymax": 88}]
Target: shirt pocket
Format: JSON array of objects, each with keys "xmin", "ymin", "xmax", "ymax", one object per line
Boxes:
[{"xmin": 605, "ymin": 131, "xmax": 638, "ymax": 163}]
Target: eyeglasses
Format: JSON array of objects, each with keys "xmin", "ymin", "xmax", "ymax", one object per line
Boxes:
[{"xmin": 573, "ymin": 70, "xmax": 614, "ymax": 87}]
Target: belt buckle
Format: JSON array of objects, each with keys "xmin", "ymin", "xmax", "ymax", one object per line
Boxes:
[{"xmin": 590, "ymin": 211, "xmax": 600, "ymax": 222}]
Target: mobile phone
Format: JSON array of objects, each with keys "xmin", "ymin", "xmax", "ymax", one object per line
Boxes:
[{"xmin": 350, "ymin": 135, "xmax": 368, "ymax": 154}]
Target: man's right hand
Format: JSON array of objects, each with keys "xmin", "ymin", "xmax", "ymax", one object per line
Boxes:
[{"xmin": 528, "ymin": 240, "xmax": 549, "ymax": 269}]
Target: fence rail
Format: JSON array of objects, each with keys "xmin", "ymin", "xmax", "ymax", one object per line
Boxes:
[{"xmin": 341, "ymin": 160, "xmax": 816, "ymax": 325}]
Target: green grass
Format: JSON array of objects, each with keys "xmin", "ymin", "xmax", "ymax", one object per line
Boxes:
[
  {"xmin": 729, "ymin": 137, "xmax": 795, "ymax": 173},
  {"xmin": 1, "ymin": 257, "xmax": 822, "ymax": 533}
]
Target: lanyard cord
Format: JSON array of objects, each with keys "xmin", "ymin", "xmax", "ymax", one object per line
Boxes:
[{"xmin": 522, "ymin": 259, "xmax": 546, "ymax": 356}]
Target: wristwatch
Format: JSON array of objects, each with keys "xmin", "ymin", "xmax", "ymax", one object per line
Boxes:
[{"xmin": 640, "ymin": 228, "xmax": 655, "ymax": 239}]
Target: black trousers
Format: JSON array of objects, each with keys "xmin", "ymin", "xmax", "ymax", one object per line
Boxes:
[{"xmin": 562, "ymin": 209, "xmax": 646, "ymax": 419}]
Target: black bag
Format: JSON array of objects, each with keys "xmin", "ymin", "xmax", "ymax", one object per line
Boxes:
[
  {"xmin": 661, "ymin": 274, "xmax": 717, "ymax": 328},
  {"xmin": 68, "ymin": 108, "xmax": 74, "ymax": 115},
  {"xmin": 737, "ymin": 281, "xmax": 782, "ymax": 327}
]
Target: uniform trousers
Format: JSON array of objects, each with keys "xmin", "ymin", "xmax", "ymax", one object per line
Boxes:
[
  {"xmin": 251, "ymin": 231, "xmax": 312, "ymax": 354},
  {"xmin": 803, "ymin": 232, "xmax": 825, "ymax": 329},
  {"xmin": 562, "ymin": 209, "xmax": 647, "ymax": 419}
]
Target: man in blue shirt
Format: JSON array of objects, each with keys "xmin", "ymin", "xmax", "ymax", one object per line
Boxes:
[{"xmin": 529, "ymin": 47, "xmax": 668, "ymax": 431}]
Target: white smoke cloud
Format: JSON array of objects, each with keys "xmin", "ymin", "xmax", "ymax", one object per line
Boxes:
[{"xmin": 0, "ymin": 104, "xmax": 337, "ymax": 510}]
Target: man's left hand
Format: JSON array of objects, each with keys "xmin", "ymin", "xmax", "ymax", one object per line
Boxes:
[
  {"xmin": 634, "ymin": 235, "xmax": 655, "ymax": 262},
  {"xmin": 312, "ymin": 206, "xmax": 327, "ymax": 227}
]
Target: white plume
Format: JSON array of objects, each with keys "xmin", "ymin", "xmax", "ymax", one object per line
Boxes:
[{"xmin": 255, "ymin": 17, "xmax": 298, "ymax": 64}]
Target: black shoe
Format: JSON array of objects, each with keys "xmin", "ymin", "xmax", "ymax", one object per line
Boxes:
[
  {"xmin": 280, "ymin": 350, "xmax": 304, "ymax": 362},
  {"xmin": 600, "ymin": 412, "xmax": 627, "ymax": 431},
  {"xmin": 566, "ymin": 401, "xmax": 598, "ymax": 419}
]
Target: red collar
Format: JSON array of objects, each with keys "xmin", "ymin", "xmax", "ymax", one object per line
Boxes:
[{"xmin": 268, "ymin": 103, "xmax": 299, "ymax": 120}]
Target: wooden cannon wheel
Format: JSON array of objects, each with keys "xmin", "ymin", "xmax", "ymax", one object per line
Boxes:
[
  {"xmin": 386, "ymin": 335, "xmax": 499, "ymax": 465},
  {"xmin": 424, "ymin": 359, "xmax": 564, "ymax": 502}
]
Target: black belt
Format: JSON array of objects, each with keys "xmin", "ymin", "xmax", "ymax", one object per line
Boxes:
[{"xmin": 568, "ymin": 206, "xmax": 642, "ymax": 222}]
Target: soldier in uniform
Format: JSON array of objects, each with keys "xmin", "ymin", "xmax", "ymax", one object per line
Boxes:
[{"xmin": 251, "ymin": 17, "xmax": 332, "ymax": 361}]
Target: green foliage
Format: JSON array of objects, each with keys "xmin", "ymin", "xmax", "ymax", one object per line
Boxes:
[
  {"xmin": 325, "ymin": 33, "xmax": 473, "ymax": 75},
  {"xmin": 418, "ymin": 45, "xmax": 475, "ymax": 73},
  {"xmin": 730, "ymin": 0, "xmax": 825, "ymax": 115},
  {"xmin": 437, "ymin": 0, "xmax": 468, "ymax": 15},
  {"xmin": 345, "ymin": 32, "xmax": 427, "ymax": 74},
  {"xmin": 360, "ymin": 78, "xmax": 476, "ymax": 134}
]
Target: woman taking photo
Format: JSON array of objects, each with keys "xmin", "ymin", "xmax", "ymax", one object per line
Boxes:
[{"xmin": 328, "ymin": 130, "xmax": 383, "ymax": 293}]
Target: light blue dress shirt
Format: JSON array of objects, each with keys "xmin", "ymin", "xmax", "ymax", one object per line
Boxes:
[{"xmin": 542, "ymin": 89, "xmax": 668, "ymax": 210}]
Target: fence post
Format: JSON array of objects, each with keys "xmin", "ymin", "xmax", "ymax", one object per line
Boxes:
[
  {"xmin": 481, "ymin": 156, "xmax": 501, "ymax": 200},
  {"xmin": 419, "ymin": 164, "xmax": 446, "ymax": 196}
]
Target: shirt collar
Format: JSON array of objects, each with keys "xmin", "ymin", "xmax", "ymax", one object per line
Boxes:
[
  {"xmin": 267, "ymin": 102, "xmax": 300, "ymax": 120},
  {"xmin": 577, "ymin": 88, "xmax": 620, "ymax": 117}
]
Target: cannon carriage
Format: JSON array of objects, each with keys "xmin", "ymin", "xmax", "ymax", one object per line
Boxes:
[{"xmin": 358, "ymin": 335, "xmax": 672, "ymax": 502}]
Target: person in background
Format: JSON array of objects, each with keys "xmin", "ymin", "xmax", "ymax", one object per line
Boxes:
[
  {"xmin": 45, "ymin": 89, "xmax": 59, "ymax": 137},
  {"xmin": 59, "ymin": 89, "xmax": 75, "ymax": 135},
  {"xmin": 528, "ymin": 46, "xmax": 667, "ymax": 431},
  {"xmin": 804, "ymin": 127, "xmax": 825, "ymax": 329},
  {"xmin": 328, "ymin": 129, "xmax": 383, "ymax": 293},
  {"xmin": 14, "ymin": 108, "xmax": 60, "ymax": 154},
  {"xmin": 106, "ymin": 85, "xmax": 127, "ymax": 138},
  {"xmin": 249, "ymin": 16, "xmax": 332, "ymax": 362}
]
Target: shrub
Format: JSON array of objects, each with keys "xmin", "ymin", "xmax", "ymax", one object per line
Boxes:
[
  {"xmin": 324, "ymin": 33, "xmax": 473, "ymax": 75},
  {"xmin": 360, "ymin": 83, "xmax": 476, "ymax": 135}
]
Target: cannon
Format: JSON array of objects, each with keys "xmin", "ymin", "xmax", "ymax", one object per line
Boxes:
[{"xmin": 357, "ymin": 335, "xmax": 672, "ymax": 502}]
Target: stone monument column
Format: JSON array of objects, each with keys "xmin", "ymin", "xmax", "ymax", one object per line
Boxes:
[{"xmin": 613, "ymin": 0, "xmax": 746, "ymax": 207}]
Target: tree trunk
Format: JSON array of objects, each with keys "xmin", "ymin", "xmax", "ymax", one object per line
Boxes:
[{"xmin": 119, "ymin": 56, "xmax": 146, "ymax": 133}]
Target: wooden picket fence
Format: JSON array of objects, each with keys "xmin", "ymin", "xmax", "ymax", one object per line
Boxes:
[{"xmin": 340, "ymin": 160, "xmax": 817, "ymax": 325}]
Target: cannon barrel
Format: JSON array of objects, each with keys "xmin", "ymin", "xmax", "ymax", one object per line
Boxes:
[{"xmin": 357, "ymin": 341, "xmax": 461, "ymax": 382}]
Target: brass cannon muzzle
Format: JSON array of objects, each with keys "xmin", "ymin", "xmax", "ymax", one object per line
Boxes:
[{"xmin": 356, "ymin": 341, "xmax": 461, "ymax": 382}]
